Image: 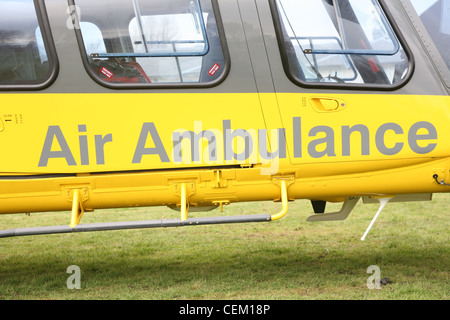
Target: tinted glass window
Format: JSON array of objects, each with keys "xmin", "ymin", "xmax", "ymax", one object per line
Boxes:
[
  {"xmin": 0, "ymin": 0, "xmax": 54, "ymax": 86},
  {"xmin": 273, "ymin": 0, "xmax": 410, "ymax": 87},
  {"xmin": 411, "ymin": 0, "xmax": 450, "ymax": 71},
  {"xmin": 73, "ymin": 0, "xmax": 227, "ymax": 86}
]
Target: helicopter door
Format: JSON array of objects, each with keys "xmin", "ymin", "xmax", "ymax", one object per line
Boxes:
[
  {"xmin": 2, "ymin": 0, "xmax": 270, "ymax": 174},
  {"xmin": 67, "ymin": 0, "xmax": 269, "ymax": 172},
  {"xmin": 255, "ymin": 0, "xmax": 448, "ymax": 172},
  {"xmin": 406, "ymin": 0, "xmax": 450, "ymax": 93}
]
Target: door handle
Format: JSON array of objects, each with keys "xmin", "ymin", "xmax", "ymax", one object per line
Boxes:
[{"xmin": 310, "ymin": 97, "xmax": 346, "ymax": 112}]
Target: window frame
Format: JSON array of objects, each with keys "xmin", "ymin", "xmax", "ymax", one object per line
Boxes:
[
  {"xmin": 70, "ymin": 0, "xmax": 230, "ymax": 89},
  {"xmin": 402, "ymin": 0, "xmax": 450, "ymax": 89},
  {"xmin": 269, "ymin": 0, "xmax": 415, "ymax": 91},
  {"xmin": 0, "ymin": 0, "xmax": 59, "ymax": 91}
]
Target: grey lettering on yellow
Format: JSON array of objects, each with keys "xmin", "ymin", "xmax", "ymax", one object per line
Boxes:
[
  {"xmin": 223, "ymin": 120, "xmax": 253, "ymax": 161},
  {"xmin": 95, "ymin": 134, "xmax": 113, "ymax": 165},
  {"xmin": 78, "ymin": 125, "xmax": 89, "ymax": 166},
  {"xmin": 38, "ymin": 126, "xmax": 77, "ymax": 167},
  {"xmin": 376, "ymin": 123, "xmax": 404, "ymax": 156},
  {"xmin": 132, "ymin": 122, "xmax": 170, "ymax": 163},
  {"xmin": 308, "ymin": 126, "xmax": 337, "ymax": 158},
  {"xmin": 173, "ymin": 130, "xmax": 217, "ymax": 163},
  {"xmin": 342, "ymin": 125, "xmax": 370, "ymax": 156},
  {"xmin": 258, "ymin": 128, "xmax": 287, "ymax": 160},
  {"xmin": 408, "ymin": 121, "xmax": 438, "ymax": 154},
  {"xmin": 293, "ymin": 117, "xmax": 302, "ymax": 158}
]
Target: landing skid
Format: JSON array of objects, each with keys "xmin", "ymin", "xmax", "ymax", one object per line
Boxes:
[
  {"xmin": 0, "ymin": 179, "xmax": 291, "ymax": 238},
  {"xmin": 307, "ymin": 196, "xmax": 394, "ymax": 241},
  {"xmin": 306, "ymin": 197, "xmax": 360, "ymax": 222}
]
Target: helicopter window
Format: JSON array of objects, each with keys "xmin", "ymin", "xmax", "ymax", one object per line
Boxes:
[
  {"xmin": 272, "ymin": 0, "xmax": 410, "ymax": 87},
  {"xmin": 80, "ymin": 22, "xmax": 107, "ymax": 58},
  {"xmin": 410, "ymin": 0, "xmax": 450, "ymax": 72},
  {"xmin": 73, "ymin": 0, "xmax": 227, "ymax": 87},
  {"xmin": 0, "ymin": 0, "xmax": 55, "ymax": 88}
]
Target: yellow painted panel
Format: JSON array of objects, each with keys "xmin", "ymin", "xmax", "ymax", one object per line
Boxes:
[
  {"xmin": 0, "ymin": 93, "xmax": 268, "ymax": 173},
  {"xmin": 0, "ymin": 92, "xmax": 449, "ymax": 179},
  {"xmin": 274, "ymin": 93, "xmax": 450, "ymax": 165}
]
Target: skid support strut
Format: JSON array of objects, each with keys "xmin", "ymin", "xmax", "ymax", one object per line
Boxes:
[{"xmin": 0, "ymin": 178, "xmax": 291, "ymax": 238}]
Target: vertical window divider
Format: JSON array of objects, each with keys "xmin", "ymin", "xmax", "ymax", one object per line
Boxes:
[
  {"xmin": 332, "ymin": 0, "xmax": 348, "ymax": 51},
  {"xmin": 131, "ymin": 0, "xmax": 149, "ymax": 54}
]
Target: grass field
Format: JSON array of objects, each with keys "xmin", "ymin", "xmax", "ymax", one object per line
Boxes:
[{"xmin": 0, "ymin": 193, "xmax": 448, "ymax": 300}]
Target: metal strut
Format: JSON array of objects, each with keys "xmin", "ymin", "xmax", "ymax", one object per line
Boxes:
[
  {"xmin": 361, "ymin": 197, "xmax": 392, "ymax": 241},
  {"xmin": 180, "ymin": 183, "xmax": 189, "ymax": 221},
  {"xmin": 70, "ymin": 189, "xmax": 85, "ymax": 228},
  {"xmin": 271, "ymin": 179, "xmax": 289, "ymax": 221},
  {"xmin": 0, "ymin": 179, "xmax": 290, "ymax": 238}
]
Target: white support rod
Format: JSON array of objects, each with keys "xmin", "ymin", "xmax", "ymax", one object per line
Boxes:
[{"xmin": 361, "ymin": 198, "xmax": 391, "ymax": 241}]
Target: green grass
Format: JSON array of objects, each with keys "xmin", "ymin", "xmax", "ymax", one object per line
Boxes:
[{"xmin": 0, "ymin": 193, "xmax": 448, "ymax": 300}]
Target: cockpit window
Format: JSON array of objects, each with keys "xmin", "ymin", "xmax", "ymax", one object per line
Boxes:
[
  {"xmin": 0, "ymin": 0, "xmax": 56, "ymax": 88},
  {"xmin": 72, "ymin": 0, "xmax": 228, "ymax": 87},
  {"xmin": 410, "ymin": 0, "xmax": 450, "ymax": 72},
  {"xmin": 272, "ymin": 0, "xmax": 411, "ymax": 88}
]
